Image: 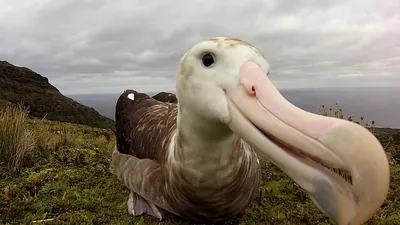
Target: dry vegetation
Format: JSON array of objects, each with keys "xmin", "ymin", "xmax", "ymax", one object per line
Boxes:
[
  {"xmin": 0, "ymin": 104, "xmax": 36, "ymax": 170},
  {"xmin": 0, "ymin": 104, "xmax": 399, "ymax": 225},
  {"xmin": 319, "ymin": 103, "xmax": 376, "ymax": 133}
]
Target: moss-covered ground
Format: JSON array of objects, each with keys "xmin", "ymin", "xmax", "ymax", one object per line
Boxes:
[{"xmin": 1, "ymin": 118, "xmax": 400, "ymax": 224}]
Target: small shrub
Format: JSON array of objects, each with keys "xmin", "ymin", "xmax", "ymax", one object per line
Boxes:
[
  {"xmin": 33, "ymin": 120, "xmax": 62, "ymax": 152},
  {"xmin": 318, "ymin": 103, "xmax": 378, "ymax": 183},
  {"xmin": 1, "ymin": 185, "xmax": 19, "ymax": 200},
  {"xmin": 391, "ymin": 132, "xmax": 400, "ymax": 163},
  {"xmin": 0, "ymin": 104, "xmax": 36, "ymax": 170},
  {"xmin": 319, "ymin": 103, "xmax": 376, "ymax": 134},
  {"xmin": 393, "ymin": 146, "xmax": 400, "ymax": 163}
]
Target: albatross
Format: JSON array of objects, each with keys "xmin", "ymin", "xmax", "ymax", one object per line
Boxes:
[{"xmin": 112, "ymin": 37, "xmax": 389, "ymax": 224}]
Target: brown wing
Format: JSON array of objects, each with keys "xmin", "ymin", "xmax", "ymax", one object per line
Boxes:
[
  {"xmin": 152, "ymin": 92, "xmax": 178, "ymax": 103},
  {"xmin": 115, "ymin": 89, "xmax": 178, "ymax": 164}
]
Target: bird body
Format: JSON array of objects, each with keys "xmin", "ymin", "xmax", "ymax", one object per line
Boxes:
[{"xmin": 113, "ymin": 37, "xmax": 389, "ymax": 224}]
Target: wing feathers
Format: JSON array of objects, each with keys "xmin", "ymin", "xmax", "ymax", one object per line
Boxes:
[{"xmin": 114, "ymin": 89, "xmax": 177, "ymax": 163}]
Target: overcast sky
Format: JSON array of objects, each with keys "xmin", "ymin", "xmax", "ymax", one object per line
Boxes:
[{"xmin": 0, "ymin": 0, "xmax": 399, "ymax": 95}]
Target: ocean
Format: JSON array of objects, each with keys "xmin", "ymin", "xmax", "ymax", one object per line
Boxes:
[{"xmin": 68, "ymin": 86, "xmax": 400, "ymax": 129}]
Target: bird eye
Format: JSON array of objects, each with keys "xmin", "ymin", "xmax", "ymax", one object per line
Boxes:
[{"xmin": 201, "ymin": 53, "xmax": 214, "ymax": 67}]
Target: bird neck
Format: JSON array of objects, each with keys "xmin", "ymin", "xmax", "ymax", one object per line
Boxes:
[
  {"xmin": 177, "ymin": 104, "xmax": 235, "ymax": 158},
  {"xmin": 165, "ymin": 104, "xmax": 244, "ymax": 186}
]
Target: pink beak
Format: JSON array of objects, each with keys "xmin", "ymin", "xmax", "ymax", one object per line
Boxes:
[{"xmin": 225, "ymin": 61, "xmax": 390, "ymax": 225}]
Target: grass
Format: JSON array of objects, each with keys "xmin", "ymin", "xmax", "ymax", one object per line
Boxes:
[
  {"xmin": 0, "ymin": 104, "xmax": 36, "ymax": 170},
  {"xmin": 0, "ymin": 104, "xmax": 399, "ymax": 224}
]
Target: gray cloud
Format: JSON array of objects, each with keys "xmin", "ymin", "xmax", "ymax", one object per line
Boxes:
[{"xmin": 0, "ymin": 0, "xmax": 399, "ymax": 94}]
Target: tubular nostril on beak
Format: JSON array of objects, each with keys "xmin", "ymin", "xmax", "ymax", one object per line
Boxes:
[
  {"xmin": 239, "ymin": 76, "xmax": 255, "ymax": 96},
  {"xmin": 239, "ymin": 61, "xmax": 264, "ymax": 97},
  {"xmin": 251, "ymin": 86, "xmax": 257, "ymax": 97}
]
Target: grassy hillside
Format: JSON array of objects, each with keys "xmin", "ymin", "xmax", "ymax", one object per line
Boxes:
[
  {"xmin": 0, "ymin": 104, "xmax": 399, "ymax": 224},
  {"xmin": 0, "ymin": 61, "xmax": 113, "ymax": 129}
]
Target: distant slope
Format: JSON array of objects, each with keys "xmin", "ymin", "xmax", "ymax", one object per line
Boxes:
[{"xmin": 0, "ymin": 61, "xmax": 114, "ymax": 129}]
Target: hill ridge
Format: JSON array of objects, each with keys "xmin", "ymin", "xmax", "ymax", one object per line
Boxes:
[{"xmin": 0, "ymin": 60, "xmax": 114, "ymax": 129}]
